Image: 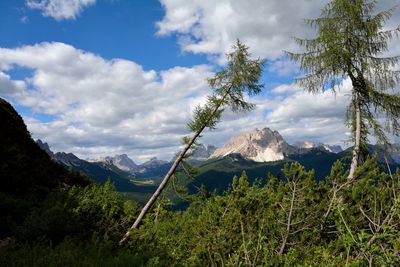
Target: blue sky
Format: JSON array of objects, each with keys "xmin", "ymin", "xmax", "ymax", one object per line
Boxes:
[
  {"xmin": 0, "ymin": 0, "xmax": 399, "ymax": 162},
  {"xmin": 0, "ymin": 1, "xmax": 208, "ymax": 71}
]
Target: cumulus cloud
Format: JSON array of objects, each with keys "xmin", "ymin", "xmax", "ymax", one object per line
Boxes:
[
  {"xmin": 26, "ymin": 0, "xmax": 96, "ymax": 20},
  {"xmin": 0, "ymin": 42, "xmax": 213, "ymax": 162},
  {"xmin": 156, "ymin": 0, "xmax": 399, "ymax": 147},
  {"xmin": 1, "ymin": 42, "xmax": 352, "ymax": 163},
  {"xmin": 157, "ymin": 0, "xmax": 329, "ymax": 61},
  {"xmin": 0, "ymin": 72, "xmax": 26, "ymax": 95},
  {"xmin": 2, "ymin": 0, "xmax": 399, "ymax": 162},
  {"xmin": 0, "ymin": 42, "xmax": 390, "ymax": 162},
  {"xmin": 157, "ymin": 0, "xmax": 400, "ymax": 63},
  {"xmin": 266, "ymin": 80, "xmax": 352, "ymax": 145},
  {"xmin": 271, "ymin": 83, "xmax": 302, "ymax": 95}
]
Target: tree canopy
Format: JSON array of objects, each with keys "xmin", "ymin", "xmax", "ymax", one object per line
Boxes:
[{"xmin": 288, "ymin": 0, "xmax": 400, "ymax": 179}]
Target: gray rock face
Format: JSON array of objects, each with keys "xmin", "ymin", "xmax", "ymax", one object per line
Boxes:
[
  {"xmin": 141, "ymin": 157, "xmax": 168, "ymax": 168},
  {"xmin": 191, "ymin": 144, "xmax": 217, "ymax": 161},
  {"xmin": 110, "ymin": 154, "xmax": 137, "ymax": 172},
  {"xmin": 134, "ymin": 157, "xmax": 170, "ymax": 174},
  {"xmin": 370, "ymin": 144, "xmax": 400, "ymax": 165},
  {"xmin": 35, "ymin": 140, "xmax": 84, "ymax": 166},
  {"xmin": 88, "ymin": 154, "xmax": 138, "ymax": 172},
  {"xmin": 293, "ymin": 141, "xmax": 343, "ymax": 154},
  {"xmin": 210, "ymin": 127, "xmax": 295, "ymax": 162},
  {"xmin": 36, "ymin": 139, "xmax": 53, "ymax": 156},
  {"xmin": 53, "ymin": 152, "xmax": 82, "ymax": 167}
]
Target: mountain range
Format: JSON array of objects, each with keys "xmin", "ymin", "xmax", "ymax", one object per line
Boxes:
[
  {"xmin": 41, "ymin": 127, "xmax": 348, "ymax": 177},
  {"xmin": 2, "ymin": 95, "xmax": 399, "ymax": 208},
  {"xmin": 37, "ymin": 125, "xmax": 400, "ymax": 185},
  {"xmin": 36, "ymin": 139, "xmax": 159, "ymax": 203}
]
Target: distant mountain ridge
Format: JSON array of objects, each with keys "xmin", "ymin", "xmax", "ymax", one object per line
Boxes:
[
  {"xmin": 37, "ymin": 124, "xmax": 399, "ymax": 183},
  {"xmin": 87, "ymin": 145, "xmax": 217, "ymax": 176},
  {"xmin": 88, "ymin": 154, "xmax": 171, "ymax": 178},
  {"xmin": 36, "ymin": 139, "xmax": 160, "ymax": 195},
  {"xmin": 88, "ymin": 154, "xmax": 138, "ymax": 172},
  {"xmin": 37, "ymin": 140, "xmax": 176, "ymax": 183},
  {"xmin": 293, "ymin": 141, "xmax": 343, "ymax": 154}
]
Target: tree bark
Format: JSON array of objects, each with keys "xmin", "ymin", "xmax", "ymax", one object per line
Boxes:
[
  {"xmin": 119, "ymin": 92, "xmax": 230, "ymax": 245},
  {"xmin": 348, "ymin": 92, "xmax": 361, "ymax": 180},
  {"xmin": 278, "ymin": 181, "xmax": 296, "ymax": 255}
]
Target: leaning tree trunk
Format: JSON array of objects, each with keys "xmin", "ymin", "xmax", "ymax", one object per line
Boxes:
[
  {"xmin": 348, "ymin": 92, "xmax": 361, "ymax": 180},
  {"xmin": 119, "ymin": 92, "xmax": 229, "ymax": 245}
]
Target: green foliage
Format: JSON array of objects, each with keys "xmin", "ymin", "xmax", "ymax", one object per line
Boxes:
[
  {"xmin": 66, "ymin": 181, "xmax": 140, "ymax": 242},
  {"xmin": 288, "ymin": 0, "xmax": 400, "ymax": 149},
  {"xmin": 119, "ymin": 158, "xmax": 399, "ymax": 266},
  {"xmin": 3, "ymin": 181, "xmax": 139, "ymax": 244},
  {"xmin": 187, "ymin": 40, "xmax": 264, "ymax": 134},
  {"xmin": 1, "ymin": 158, "xmax": 399, "ymax": 266},
  {"xmin": 0, "ymin": 238, "xmax": 161, "ymax": 267}
]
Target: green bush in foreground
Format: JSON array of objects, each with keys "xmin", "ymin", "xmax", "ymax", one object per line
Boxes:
[{"xmin": 1, "ymin": 157, "xmax": 399, "ymax": 266}]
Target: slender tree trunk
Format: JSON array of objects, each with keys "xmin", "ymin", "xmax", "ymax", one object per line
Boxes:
[
  {"xmin": 348, "ymin": 92, "xmax": 361, "ymax": 180},
  {"xmin": 119, "ymin": 92, "xmax": 230, "ymax": 245},
  {"xmin": 278, "ymin": 181, "xmax": 296, "ymax": 255}
]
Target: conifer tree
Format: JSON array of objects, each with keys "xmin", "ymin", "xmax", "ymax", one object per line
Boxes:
[
  {"xmin": 120, "ymin": 40, "xmax": 264, "ymax": 244},
  {"xmin": 288, "ymin": 0, "xmax": 400, "ymax": 179}
]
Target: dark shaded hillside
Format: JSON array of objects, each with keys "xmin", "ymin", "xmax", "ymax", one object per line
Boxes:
[
  {"xmin": 0, "ymin": 98, "xmax": 90, "ymax": 196},
  {"xmin": 0, "ymin": 98, "xmax": 91, "ymax": 239}
]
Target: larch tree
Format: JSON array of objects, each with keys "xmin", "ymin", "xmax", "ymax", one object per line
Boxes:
[
  {"xmin": 288, "ymin": 0, "xmax": 400, "ymax": 180},
  {"xmin": 120, "ymin": 40, "xmax": 264, "ymax": 244}
]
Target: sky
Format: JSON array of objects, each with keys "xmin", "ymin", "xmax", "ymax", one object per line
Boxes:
[{"xmin": 0, "ymin": 0, "xmax": 399, "ymax": 163}]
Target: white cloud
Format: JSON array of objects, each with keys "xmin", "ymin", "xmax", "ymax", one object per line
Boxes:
[
  {"xmin": 157, "ymin": 0, "xmax": 400, "ymax": 63},
  {"xmin": 26, "ymin": 0, "xmax": 96, "ymax": 20},
  {"xmin": 0, "ymin": 42, "xmax": 388, "ymax": 162},
  {"xmin": 267, "ymin": 58, "xmax": 299, "ymax": 77},
  {"xmin": 0, "ymin": 72, "xmax": 26, "ymax": 95},
  {"xmin": 266, "ymin": 79, "xmax": 353, "ymax": 145},
  {"xmin": 0, "ymin": 42, "xmax": 392, "ymax": 162},
  {"xmin": 20, "ymin": 16, "xmax": 29, "ymax": 23},
  {"xmin": 156, "ymin": 0, "xmax": 400, "ymax": 147},
  {"xmin": 0, "ymin": 42, "xmax": 213, "ymax": 162},
  {"xmin": 2, "ymin": 0, "xmax": 399, "ymax": 162},
  {"xmin": 271, "ymin": 83, "xmax": 301, "ymax": 95},
  {"xmin": 157, "ymin": 0, "xmax": 330, "ymax": 61}
]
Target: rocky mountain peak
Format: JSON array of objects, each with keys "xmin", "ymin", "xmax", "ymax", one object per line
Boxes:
[
  {"xmin": 142, "ymin": 157, "xmax": 168, "ymax": 167},
  {"xmin": 191, "ymin": 144, "xmax": 217, "ymax": 161},
  {"xmin": 111, "ymin": 154, "xmax": 137, "ymax": 171},
  {"xmin": 36, "ymin": 139, "xmax": 53, "ymax": 155},
  {"xmin": 88, "ymin": 154, "xmax": 137, "ymax": 172},
  {"xmin": 210, "ymin": 127, "xmax": 293, "ymax": 162}
]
